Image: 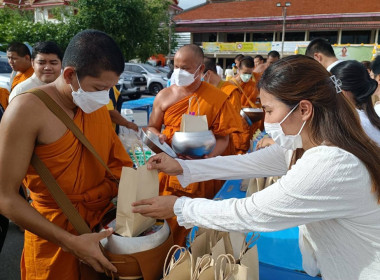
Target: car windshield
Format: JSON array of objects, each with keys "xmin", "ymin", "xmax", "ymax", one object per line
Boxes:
[
  {"xmin": 0, "ymin": 60, "xmax": 12, "ymax": 73},
  {"xmin": 142, "ymin": 64, "xmax": 161, "ymax": 74}
]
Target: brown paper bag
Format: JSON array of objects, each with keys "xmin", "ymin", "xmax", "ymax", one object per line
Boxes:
[
  {"xmin": 180, "ymin": 96, "xmax": 208, "ymax": 132},
  {"xmin": 162, "ymin": 246, "xmax": 193, "ymax": 280},
  {"xmin": 115, "ymin": 165, "xmax": 159, "ymax": 237}
]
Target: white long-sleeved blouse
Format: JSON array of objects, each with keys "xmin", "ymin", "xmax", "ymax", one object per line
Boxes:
[{"xmin": 173, "ymin": 145, "xmax": 380, "ymax": 280}]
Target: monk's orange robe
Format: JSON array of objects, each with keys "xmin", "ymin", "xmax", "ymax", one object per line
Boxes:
[
  {"xmin": 160, "ymin": 82, "xmax": 242, "ymax": 245},
  {"xmin": 231, "ymin": 74, "xmax": 262, "ymax": 154},
  {"xmin": 0, "ymin": 88, "xmax": 10, "ymax": 109},
  {"xmin": 11, "ymin": 66, "xmax": 34, "ymax": 91},
  {"xmin": 217, "ymin": 80, "xmax": 242, "ymax": 156},
  {"xmin": 21, "ymin": 106, "xmax": 133, "ymax": 280}
]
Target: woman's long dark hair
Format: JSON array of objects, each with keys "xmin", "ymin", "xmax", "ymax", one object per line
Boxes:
[
  {"xmin": 258, "ymin": 55, "xmax": 380, "ymax": 202},
  {"xmin": 331, "ymin": 60, "xmax": 380, "ymax": 130}
]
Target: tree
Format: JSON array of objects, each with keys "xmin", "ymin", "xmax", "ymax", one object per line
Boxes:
[{"xmin": 0, "ymin": 0, "xmax": 176, "ymax": 61}]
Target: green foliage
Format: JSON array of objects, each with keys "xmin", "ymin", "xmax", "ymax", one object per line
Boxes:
[{"xmin": 0, "ymin": 0, "xmax": 176, "ymax": 61}]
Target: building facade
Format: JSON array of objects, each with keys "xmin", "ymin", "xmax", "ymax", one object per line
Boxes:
[{"xmin": 173, "ymin": 0, "xmax": 380, "ymax": 67}]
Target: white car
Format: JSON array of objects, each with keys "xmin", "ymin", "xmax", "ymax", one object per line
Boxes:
[
  {"xmin": 124, "ymin": 63, "xmax": 168, "ymax": 95},
  {"xmin": 0, "ymin": 57, "xmax": 12, "ymax": 91}
]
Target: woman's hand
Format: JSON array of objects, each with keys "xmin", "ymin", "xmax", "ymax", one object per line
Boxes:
[
  {"xmin": 255, "ymin": 137, "xmax": 275, "ymax": 150},
  {"xmin": 62, "ymin": 228, "xmax": 117, "ymax": 273},
  {"xmin": 132, "ymin": 196, "xmax": 178, "ymax": 219},
  {"xmin": 147, "ymin": 153, "xmax": 183, "ymax": 175}
]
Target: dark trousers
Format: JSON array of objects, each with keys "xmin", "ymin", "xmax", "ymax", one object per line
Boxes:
[{"xmin": 0, "ymin": 214, "xmax": 9, "ymax": 252}]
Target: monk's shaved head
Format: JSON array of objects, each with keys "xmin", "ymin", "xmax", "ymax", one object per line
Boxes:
[{"xmin": 176, "ymin": 44, "xmax": 204, "ymax": 65}]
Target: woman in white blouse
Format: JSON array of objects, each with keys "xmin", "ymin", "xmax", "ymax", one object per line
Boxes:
[
  {"xmin": 330, "ymin": 60, "xmax": 380, "ymax": 146},
  {"xmin": 133, "ymin": 55, "xmax": 380, "ymax": 280}
]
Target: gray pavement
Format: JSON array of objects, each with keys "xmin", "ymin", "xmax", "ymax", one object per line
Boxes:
[{"xmin": 0, "ymin": 95, "xmax": 153, "ymax": 280}]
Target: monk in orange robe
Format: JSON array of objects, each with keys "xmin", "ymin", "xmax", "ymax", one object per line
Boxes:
[
  {"xmin": 6, "ymin": 42, "xmax": 34, "ymax": 90},
  {"xmin": 231, "ymin": 57, "xmax": 263, "ymax": 154},
  {"xmin": 0, "ymin": 88, "xmax": 10, "ymax": 109},
  {"xmin": 148, "ymin": 45, "xmax": 242, "ymax": 245},
  {"xmin": 0, "ymin": 30, "xmax": 131, "ymax": 280},
  {"xmin": 202, "ymin": 57, "xmax": 242, "ymax": 156}
]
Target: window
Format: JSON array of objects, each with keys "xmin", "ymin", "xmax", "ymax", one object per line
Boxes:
[
  {"xmin": 341, "ymin": 30, "xmax": 371, "ymax": 44},
  {"xmin": 192, "ymin": 33, "xmax": 217, "ymax": 46},
  {"xmin": 251, "ymin": 33, "xmax": 273, "ymax": 42},
  {"xmin": 131, "ymin": 65, "xmax": 143, "ymax": 73},
  {"xmin": 279, "ymin": 32, "xmax": 305, "ymax": 41},
  {"xmin": 309, "ymin": 31, "xmax": 338, "ymax": 44},
  {"xmin": 227, "ymin": 33, "xmax": 245, "ymax": 42}
]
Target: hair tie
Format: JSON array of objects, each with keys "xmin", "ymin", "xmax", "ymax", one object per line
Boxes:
[{"xmin": 330, "ymin": 75, "xmax": 342, "ymax": 93}]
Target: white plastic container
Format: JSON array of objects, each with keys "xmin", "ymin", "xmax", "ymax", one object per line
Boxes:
[{"xmin": 121, "ymin": 108, "xmax": 135, "ymax": 123}]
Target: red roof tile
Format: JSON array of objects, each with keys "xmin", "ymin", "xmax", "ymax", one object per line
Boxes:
[{"xmin": 174, "ymin": 0, "xmax": 380, "ymax": 22}]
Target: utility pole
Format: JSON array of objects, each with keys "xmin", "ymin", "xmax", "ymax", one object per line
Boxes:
[{"xmin": 276, "ymin": 2, "xmax": 291, "ymax": 57}]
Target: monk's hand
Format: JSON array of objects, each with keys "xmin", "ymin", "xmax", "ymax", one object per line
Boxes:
[
  {"xmin": 63, "ymin": 228, "xmax": 117, "ymax": 274},
  {"xmin": 158, "ymin": 133, "xmax": 167, "ymax": 144},
  {"xmin": 132, "ymin": 196, "xmax": 178, "ymax": 219},
  {"xmin": 255, "ymin": 137, "xmax": 275, "ymax": 150},
  {"xmin": 127, "ymin": 122, "xmax": 139, "ymax": 132},
  {"xmin": 147, "ymin": 153, "xmax": 183, "ymax": 175}
]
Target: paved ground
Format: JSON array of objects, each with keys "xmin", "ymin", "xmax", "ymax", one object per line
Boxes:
[{"xmin": 0, "ymin": 95, "xmax": 152, "ymax": 280}]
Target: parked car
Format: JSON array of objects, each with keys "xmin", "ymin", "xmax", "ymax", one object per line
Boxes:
[
  {"xmin": 0, "ymin": 57, "xmax": 12, "ymax": 91},
  {"xmin": 124, "ymin": 63, "xmax": 168, "ymax": 95},
  {"xmin": 116, "ymin": 70, "xmax": 147, "ymax": 100}
]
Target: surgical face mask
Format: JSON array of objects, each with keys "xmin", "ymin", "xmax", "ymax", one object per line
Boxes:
[
  {"xmin": 201, "ymin": 71, "xmax": 210, "ymax": 83},
  {"xmin": 70, "ymin": 73, "xmax": 110, "ymax": 114},
  {"xmin": 240, "ymin": 73, "xmax": 252, "ymax": 83},
  {"xmin": 172, "ymin": 64, "xmax": 201, "ymax": 87},
  {"xmin": 264, "ymin": 103, "xmax": 307, "ymax": 150}
]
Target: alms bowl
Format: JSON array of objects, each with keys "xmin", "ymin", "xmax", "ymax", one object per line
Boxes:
[{"xmin": 171, "ymin": 130, "xmax": 216, "ymax": 157}]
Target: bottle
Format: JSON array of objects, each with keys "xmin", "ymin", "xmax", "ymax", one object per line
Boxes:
[{"xmin": 121, "ymin": 108, "xmax": 135, "ymax": 123}]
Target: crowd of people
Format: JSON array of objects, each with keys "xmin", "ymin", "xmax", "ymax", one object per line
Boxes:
[{"xmin": 0, "ymin": 32, "xmax": 379, "ymax": 280}]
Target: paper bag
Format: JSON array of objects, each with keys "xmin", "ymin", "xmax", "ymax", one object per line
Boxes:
[
  {"xmin": 162, "ymin": 246, "xmax": 193, "ymax": 280},
  {"xmin": 180, "ymin": 95, "xmax": 208, "ymax": 132},
  {"xmin": 115, "ymin": 165, "xmax": 159, "ymax": 237}
]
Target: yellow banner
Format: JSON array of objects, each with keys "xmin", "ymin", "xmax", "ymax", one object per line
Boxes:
[
  {"xmin": 219, "ymin": 43, "xmax": 236, "ymax": 51},
  {"xmin": 252, "ymin": 42, "xmax": 272, "ymax": 53},
  {"xmin": 235, "ymin": 42, "xmax": 254, "ymax": 52},
  {"xmin": 202, "ymin": 42, "xmax": 220, "ymax": 52}
]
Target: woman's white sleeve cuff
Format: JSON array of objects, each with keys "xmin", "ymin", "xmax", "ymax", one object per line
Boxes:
[
  {"xmin": 175, "ymin": 159, "xmax": 192, "ymax": 188},
  {"xmin": 174, "ymin": 196, "xmax": 193, "ymax": 228}
]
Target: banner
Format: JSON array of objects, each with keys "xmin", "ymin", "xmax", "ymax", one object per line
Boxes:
[
  {"xmin": 271, "ymin": 41, "xmax": 310, "ymax": 53},
  {"xmin": 297, "ymin": 45, "xmax": 376, "ymax": 61},
  {"xmin": 219, "ymin": 43, "xmax": 236, "ymax": 52},
  {"xmin": 203, "ymin": 42, "xmax": 272, "ymax": 53}
]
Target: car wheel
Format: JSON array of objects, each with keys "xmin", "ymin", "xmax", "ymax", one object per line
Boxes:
[
  {"xmin": 128, "ymin": 93, "xmax": 142, "ymax": 100},
  {"xmin": 149, "ymin": 83, "xmax": 163, "ymax": 95}
]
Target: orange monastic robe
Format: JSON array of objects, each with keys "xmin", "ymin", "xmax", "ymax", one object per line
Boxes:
[
  {"xmin": 217, "ymin": 80, "xmax": 242, "ymax": 155},
  {"xmin": 11, "ymin": 66, "xmax": 34, "ymax": 91},
  {"xmin": 0, "ymin": 88, "xmax": 10, "ymax": 109},
  {"xmin": 160, "ymin": 82, "xmax": 242, "ymax": 245},
  {"xmin": 231, "ymin": 73, "xmax": 262, "ymax": 153},
  {"xmin": 21, "ymin": 106, "xmax": 133, "ymax": 280}
]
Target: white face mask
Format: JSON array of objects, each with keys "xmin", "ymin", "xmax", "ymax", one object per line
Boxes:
[
  {"xmin": 70, "ymin": 73, "xmax": 110, "ymax": 114},
  {"xmin": 172, "ymin": 64, "xmax": 201, "ymax": 87},
  {"xmin": 264, "ymin": 103, "xmax": 306, "ymax": 150},
  {"xmin": 240, "ymin": 73, "xmax": 252, "ymax": 83}
]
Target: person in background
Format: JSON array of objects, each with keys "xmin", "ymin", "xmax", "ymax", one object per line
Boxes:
[
  {"xmin": 224, "ymin": 66, "xmax": 234, "ymax": 81},
  {"xmin": 234, "ymin": 54, "xmax": 244, "ymax": 69},
  {"xmin": 202, "ymin": 57, "xmax": 242, "ymax": 155},
  {"xmin": 231, "ymin": 56, "xmax": 262, "ymax": 154},
  {"xmin": 361, "ymin": 60, "xmax": 371, "ymax": 74},
  {"xmin": 134, "ymin": 55, "xmax": 380, "ymax": 280},
  {"xmin": 331, "ymin": 60, "xmax": 380, "ymax": 146},
  {"xmin": 9, "ymin": 41, "xmax": 63, "ymax": 102},
  {"xmin": 0, "ymin": 87, "xmax": 10, "ymax": 109},
  {"xmin": 254, "ymin": 55, "xmax": 264, "ymax": 69},
  {"xmin": 254, "ymin": 51, "xmax": 280, "ymax": 73},
  {"xmin": 0, "ymin": 30, "xmax": 133, "ymax": 279},
  {"xmin": 7, "ymin": 42, "xmax": 34, "ymax": 91},
  {"xmin": 107, "ymin": 86, "xmax": 138, "ymax": 133},
  {"xmin": 216, "ymin": 62, "xmax": 223, "ymax": 79},
  {"xmin": 147, "ymin": 44, "xmax": 242, "ymax": 246},
  {"xmin": 370, "ymin": 56, "xmax": 380, "ymax": 116},
  {"xmin": 305, "ymin": 38, "xmax": 341, "ymax": 72}
]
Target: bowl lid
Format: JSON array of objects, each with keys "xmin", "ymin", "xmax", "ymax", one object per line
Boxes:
[{"xmin": 139, "ymin": 129, "xmax": 177, "ymax": 158}]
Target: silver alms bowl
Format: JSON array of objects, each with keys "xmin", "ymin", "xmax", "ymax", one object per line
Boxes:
[{"xmin": 171, "ymin": 130, "xmax": 216, "ymax": 157}]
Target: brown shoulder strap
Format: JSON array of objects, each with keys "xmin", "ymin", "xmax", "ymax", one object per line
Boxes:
[
  {"xmin": 28, "ymin": 88, "xmax": 117, "ymax": 181},
  {"xmin": 231, "ymin": 78, "xmax": 256, "ymax": 108}
]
